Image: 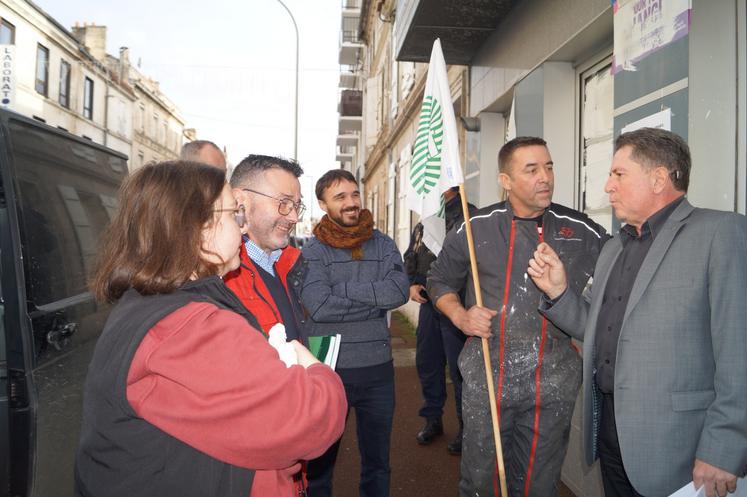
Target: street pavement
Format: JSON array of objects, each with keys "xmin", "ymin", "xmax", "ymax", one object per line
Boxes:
[{"xmin": 330, "ymin": 311, "xmax": 577, "ymax": 497}]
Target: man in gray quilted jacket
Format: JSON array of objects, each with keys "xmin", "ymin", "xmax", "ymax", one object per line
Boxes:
[{"xmin": 301, "ymin": 169, "xmax": 409, "ymax": 497}]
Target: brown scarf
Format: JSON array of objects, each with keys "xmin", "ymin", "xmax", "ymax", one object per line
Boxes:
[{"xmin": 313, "ymin": 209, "xmax": 374, "ymax": 260}]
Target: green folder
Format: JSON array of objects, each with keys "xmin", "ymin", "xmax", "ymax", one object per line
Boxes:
[{"xmin": 308, "ymin": 334, "xmax": 341, "ymax": 369}]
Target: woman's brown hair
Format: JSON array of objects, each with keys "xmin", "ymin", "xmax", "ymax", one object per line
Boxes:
[{"xmin": 91, "ymin": 160, "xmax": 227, "ymax": 302}]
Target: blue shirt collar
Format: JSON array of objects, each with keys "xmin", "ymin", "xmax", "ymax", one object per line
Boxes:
[{"xmin": 244, "ymin": 236, "xmax": 282, "ymax": 276}]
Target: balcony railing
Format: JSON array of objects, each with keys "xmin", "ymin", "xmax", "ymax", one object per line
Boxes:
[
  {"xmin": 342, "ymin": 0, "xmax": 361, "ymax": 9},
  {"xmin": 341, "ymin": 29, "xmax": 360, "ymax": 44},
  {"xmin": 337, "ymin": 132, "xmax": 359, "ymax": 148},
  {"xmin": 339, "ymin": 90, "xmax": 362, "ymax": 117}
]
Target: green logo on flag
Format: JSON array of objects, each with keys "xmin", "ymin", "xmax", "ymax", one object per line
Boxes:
[{"xmin": 410, "ymin": 96, "xmax": 443, "ymax": 195}]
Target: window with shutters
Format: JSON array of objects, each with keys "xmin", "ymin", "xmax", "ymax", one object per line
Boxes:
[
  {"xmin": 59, "ymin": 60, "xmax": 71, "ymax": 108},
  {"xmin": 83, "ymin": 77, "xmax": 94, "ymax": 119},
  {"xmin": 35, "ymin": 44, "xmax": 49, "ymax": 96}
]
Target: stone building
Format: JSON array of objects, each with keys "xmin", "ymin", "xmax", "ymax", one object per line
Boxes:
[{"xmin": 1, "ymin": 0, "xmax": 190, "ymax": 169}]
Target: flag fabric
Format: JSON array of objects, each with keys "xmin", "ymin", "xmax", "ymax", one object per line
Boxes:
[{"xmin": 407, "ymin": 38, "xmax": 464, "ymax": 256}]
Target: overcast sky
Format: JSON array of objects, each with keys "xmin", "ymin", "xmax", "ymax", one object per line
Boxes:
[{"xmin": 37, "ymin": 0, "xmax": 341, "ymax": 218}]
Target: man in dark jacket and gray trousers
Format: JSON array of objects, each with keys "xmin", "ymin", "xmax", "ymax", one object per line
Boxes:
[
  {"xmin": 301, "ymin": 169, "xmax": 409, "ymax": 497},
  {"xmin": 403, "ymin": 187, "xmax": 475, "ymax": 454}
]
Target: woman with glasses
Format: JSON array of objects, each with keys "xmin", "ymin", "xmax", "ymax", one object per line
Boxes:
[{"xmin": 74, "ymin": 161, "xmax": 346, "ymax": 497}]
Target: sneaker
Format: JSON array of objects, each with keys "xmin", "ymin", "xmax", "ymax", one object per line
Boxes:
[{"xmin": 416, "ymin": 417, "xmax": 444, "ymax": 445}]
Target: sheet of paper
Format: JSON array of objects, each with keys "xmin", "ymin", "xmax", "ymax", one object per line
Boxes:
[
  {"xmin": 669, "ymin": 482, "xmax": 704, "ymax": 497},
  {"xmin": 669, "ymin": 478, "xmax": 747, "ymax": 497}
]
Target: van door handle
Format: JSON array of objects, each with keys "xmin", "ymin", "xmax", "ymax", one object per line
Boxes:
[{"xmin": 47, "ymin": 322, "xmax": 78, "ymax": 351}]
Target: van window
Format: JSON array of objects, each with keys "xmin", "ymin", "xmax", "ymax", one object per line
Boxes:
[{"xmin": 8, "ymin": 120, "xmax": 126, "ymax": 307}]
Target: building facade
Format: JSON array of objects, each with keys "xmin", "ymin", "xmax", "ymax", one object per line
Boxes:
[
  {"xmin": 336, "ymin": 0, "xmax": 470, "ymax": 323},
  {"xmin": 340, "ymin": 0, "xmax": 747, "ymax": 495},
  {"xmin": 0, "ymin": 0, "xmax": 189, "ymax": 169}
]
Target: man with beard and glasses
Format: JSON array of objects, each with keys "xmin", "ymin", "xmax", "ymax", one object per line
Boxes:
[
  {"xmin": 301, "ymin": 169, "xmax": 410, "ymax": 497},
  {"xmin": 428, "ymin": 137, "xmax": 609, "ymax": 497},
  {"xmin": 224, "ymin": 154, "xmax": 308, "ymax": 346}
]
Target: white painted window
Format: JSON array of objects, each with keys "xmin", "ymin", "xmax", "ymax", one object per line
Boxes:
[
  {"xmin": 386, "ymin": 162, "xmax": 396, "ymax": 238},
  {"xmin": 364, "ymin": 74, "xmax": 380, "ymax": 151},
  {"xmin": 397, "ymin": 144, "xmax": 412, "ymax": 250},
  {"xmin": 390, "ymin": 38, "xmax": 398, "ymax": 119},
  {"xmin": 401, "ymin": 62, "xmax": 415, "ymax": 101},
  {"xmin": 579, "ymin": 57, "xmax": 614, "ymax": 231}
]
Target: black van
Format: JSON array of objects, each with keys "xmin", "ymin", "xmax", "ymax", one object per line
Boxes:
[{"xmin": 0, "ymin": 109, "xmax": 128, "ymax": 497}]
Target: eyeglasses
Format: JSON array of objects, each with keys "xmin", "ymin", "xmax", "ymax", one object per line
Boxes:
[
  {"xmin": 243, "ymin": 188, "xmax": 306, "ymax": 218},
  {"xmin": 213, "ymin": 204, "xmax": 246, "ymax": 228}
]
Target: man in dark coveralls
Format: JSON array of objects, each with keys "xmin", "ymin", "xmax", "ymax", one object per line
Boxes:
[{"xmin": 428, "ymin": 137, "xmax": 609, "ymax": 496}]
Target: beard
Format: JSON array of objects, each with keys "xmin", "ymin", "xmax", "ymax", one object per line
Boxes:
[{"xmin": 330, "ymin": 207, "xmax": 360, "ymax": 227}]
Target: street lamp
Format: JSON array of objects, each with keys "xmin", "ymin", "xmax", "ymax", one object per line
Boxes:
[{"xmin": 274, "ymin": 0, "xmax": 299, "ymax": 160}]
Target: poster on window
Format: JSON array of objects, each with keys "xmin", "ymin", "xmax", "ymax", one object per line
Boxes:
[
  {"xmin": 621, "ymin": 107, "xmax": 672, "ymax": 133},
  {"xmin": 612, "ymin": 0, "xmax": 691, "ymax": 73}
]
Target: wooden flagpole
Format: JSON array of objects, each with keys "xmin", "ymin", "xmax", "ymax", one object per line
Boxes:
[{"xmin": 457, "ymin": 183, "xmax": 508, "ymax": 497}]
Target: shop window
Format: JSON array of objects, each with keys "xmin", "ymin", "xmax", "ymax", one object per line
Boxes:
[{"xmin": 579, "ymin": 58, "xmax": 614, "ymax": 231}]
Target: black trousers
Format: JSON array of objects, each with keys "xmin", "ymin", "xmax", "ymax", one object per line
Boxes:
[
  {"xmin": 307, "ymin": 375, "xmax": 395, "ymax": 497},
  {"xmin": 599, "ymin": 393, "xmax": 646, "ymax": 497},
  {"xmin": 416, "ymin": 300, "xmax": 466, "ymax": 420}
]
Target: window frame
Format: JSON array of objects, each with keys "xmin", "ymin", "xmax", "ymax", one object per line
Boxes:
[
  {"xmin": 35, "ymin": 44, "xmax": 49, "ymax": 96},
  {"xmin": 83, "ymin": 77, "xmax": 94, "ymax": 120},
  {"xmin": 575, "ymin": 53, "xmax": 614, "ymax": 232},
  {"xmin": 137, "ymin": 105, "xmax": 145, "ymax": 132},
  {"xmin": 0, "ymin": 17, "xmax": 15, "ymax": 44},
  {"xmin": 58, "ymin": 60, "xmax": 71, "ymax": 108}
]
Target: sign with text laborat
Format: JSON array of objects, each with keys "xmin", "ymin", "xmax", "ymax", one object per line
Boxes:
[
  {"xmin": 612, "ymin": 0, "xmax": 691, "ymax": 73},
  {"xmin": 407, "ymin": 38, "xmax": 464, "ymax": 256},
  {"xmin": 1, "ymin": 45, "xmax": 15, "ymax": 109}
]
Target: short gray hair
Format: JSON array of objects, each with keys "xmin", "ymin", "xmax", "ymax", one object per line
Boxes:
[{"xmin": 180, "ymin": 140, "xmax": 221, "ymax": 161}]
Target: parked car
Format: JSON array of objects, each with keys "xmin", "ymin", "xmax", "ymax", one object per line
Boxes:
[{"xmin": 0, "ymin": 109, "xmax": 128, "ymax": 497}]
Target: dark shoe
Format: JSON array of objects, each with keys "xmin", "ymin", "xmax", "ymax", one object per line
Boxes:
[
  {"xmin": 416, "ymin": 417, "xmax": 443, "ymax": 445},
  {"xmin": 446, "ymin": 430, "xmax": 462, "ymax": 454},
  {"xmin": 447, "ymin": 419, "xmax": 463, "ymax": 455}
]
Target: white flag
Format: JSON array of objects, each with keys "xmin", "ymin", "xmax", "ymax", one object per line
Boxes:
[{"xmin": 407, "ymin": 39, "xmax": 464, "ymax": 256}]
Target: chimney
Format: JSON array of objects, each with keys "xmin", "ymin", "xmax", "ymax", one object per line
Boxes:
[
  {"xmin": 118, "ymin": 46, "xmax": 130, "ymax": 81},
  {"xmin": 72, "ymin": 24, "xmax": 108, "ymax": 62}
]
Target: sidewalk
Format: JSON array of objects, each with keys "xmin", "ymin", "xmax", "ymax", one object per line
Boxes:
[
  {"xmin": 331, "ymin": 311, "xmax": 577, "ymax": 497},
  {"xmin": 332, "ymin": 311, "xmax": 461, "ymax": 496}
]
